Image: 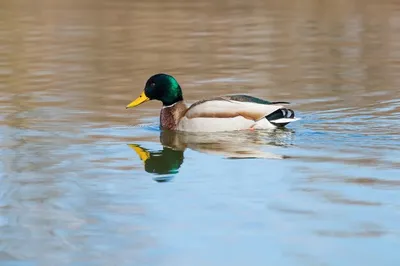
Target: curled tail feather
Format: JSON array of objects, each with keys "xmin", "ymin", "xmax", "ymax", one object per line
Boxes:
[{"xmin": 265, "ymin": 108, "xmax": 297, "ymax": 127}]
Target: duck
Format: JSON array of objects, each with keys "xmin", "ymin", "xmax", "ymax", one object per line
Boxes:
[{"xmin": 125, "ymin": 73, "xmax": 299, "ymax": 132}]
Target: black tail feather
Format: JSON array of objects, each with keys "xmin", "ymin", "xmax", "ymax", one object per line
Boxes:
[{"xmin": 265, "ymin": 108, "xmax": 295, "ymax": 127}]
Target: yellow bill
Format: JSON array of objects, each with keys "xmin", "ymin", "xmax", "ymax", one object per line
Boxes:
[
  {"xmin": 126, "ymin": 91, "xmax": 150, "ymax": 109},
  {"xmin": 128, "ymin": 144, "xmax": 150, "ymax": 162}
]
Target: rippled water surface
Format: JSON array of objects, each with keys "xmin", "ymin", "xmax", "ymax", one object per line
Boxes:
[{"xmin": 1, "ymin": 0, "xmax": 400, "ymax": 265}]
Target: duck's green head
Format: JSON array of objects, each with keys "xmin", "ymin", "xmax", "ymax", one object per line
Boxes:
[{"xmin": 126, "ymin": 73, "xmax": 183, "ymax": 108}]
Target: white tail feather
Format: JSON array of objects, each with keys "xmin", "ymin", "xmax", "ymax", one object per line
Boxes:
[{"xmin": 270, "ymin": 117, "xmax": 301, "ymax": 124}]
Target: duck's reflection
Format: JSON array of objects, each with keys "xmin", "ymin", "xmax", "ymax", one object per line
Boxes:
[
  {"xmin": 128, "ymin": 144, "xmax": 184, "ymax": 182},
  {"xmin": 128, "ymin": 129, "xmax": 294, "ymax": 182}
]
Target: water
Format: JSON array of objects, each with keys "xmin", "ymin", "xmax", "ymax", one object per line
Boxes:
[{"xmin": 1, "ymin": 0, "xmax": 400, "ymax": 265}]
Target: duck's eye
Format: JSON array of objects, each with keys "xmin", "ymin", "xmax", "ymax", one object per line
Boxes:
[{"xmin": 150, "ymin": 82, "xmax": 156, "ymax": 87}]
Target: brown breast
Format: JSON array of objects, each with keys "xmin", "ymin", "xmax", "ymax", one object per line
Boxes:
[{"xmin": 160, "ymin": 101, "xmax": 188, "ymax": 130}]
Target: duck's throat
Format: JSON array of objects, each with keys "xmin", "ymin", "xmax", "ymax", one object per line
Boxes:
[{"xmin": 160, "ymin": 101, "xmax": 187, "ymax": 130}]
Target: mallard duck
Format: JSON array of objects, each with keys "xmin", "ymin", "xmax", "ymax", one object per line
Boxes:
[{"xmin": 126, "ymin": 73, "xmax": 299, "ymax": 132}]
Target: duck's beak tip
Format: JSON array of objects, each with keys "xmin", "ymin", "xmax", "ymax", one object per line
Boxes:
[{"xmin": 125, "ymin": 91, "xmax": 150, "ymax": 109}]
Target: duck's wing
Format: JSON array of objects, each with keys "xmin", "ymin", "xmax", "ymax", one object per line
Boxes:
[
  {"xmin": 217, "ymin": 94, "xmax": 290, "ymax": 105},
  {"xmin": 184, "ymin": 94, "xmax": 292, "ymax": 122}
]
